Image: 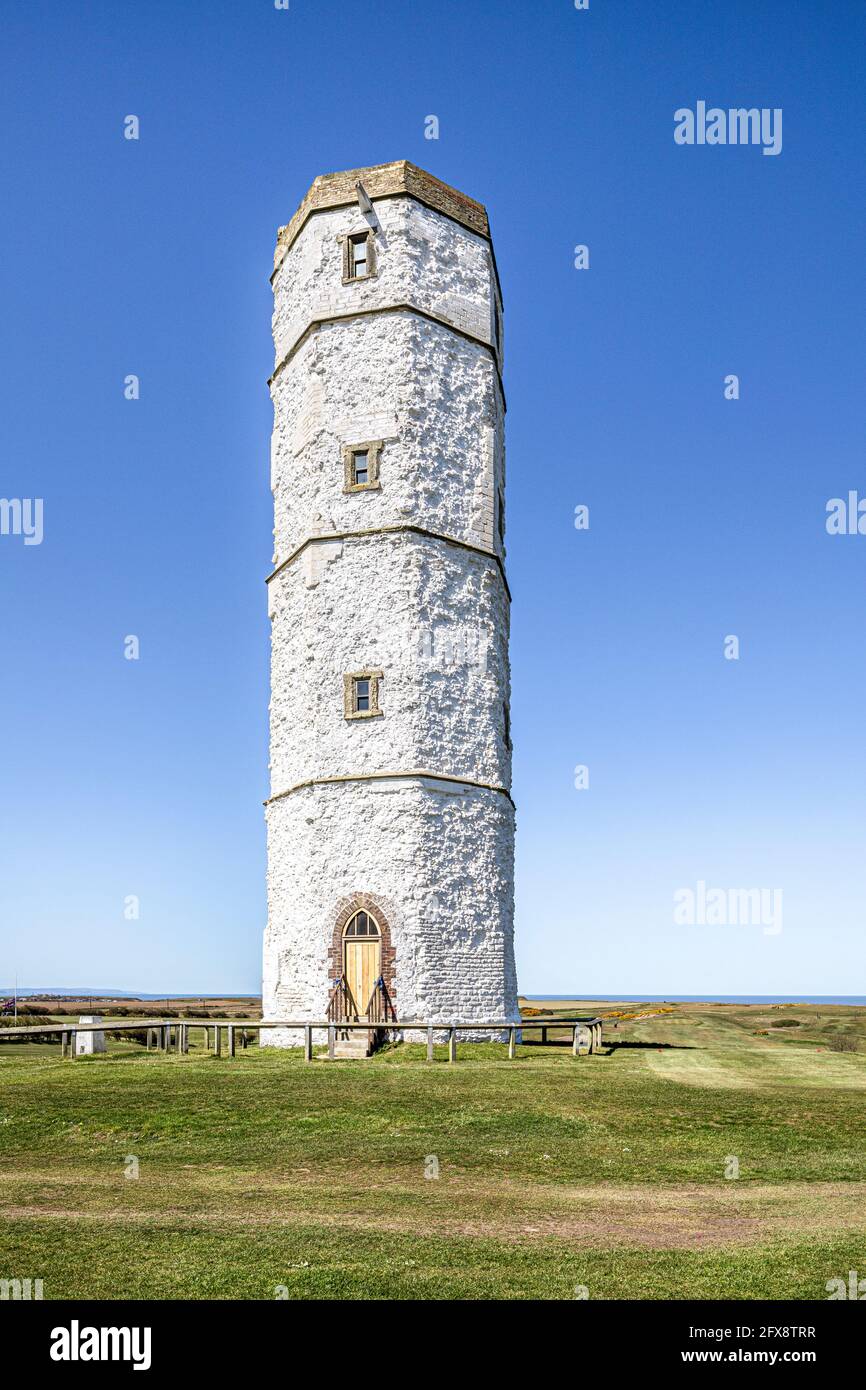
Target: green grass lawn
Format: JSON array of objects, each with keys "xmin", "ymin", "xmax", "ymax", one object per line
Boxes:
[{"xmin": 1, "ymin": 1004, "xmax": 865, "ymax": 1299}]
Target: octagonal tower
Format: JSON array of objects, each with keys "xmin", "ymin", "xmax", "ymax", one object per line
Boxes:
[{"xmin": 262, "ymin": 162, "xmax": 517, "ymax": 1041}]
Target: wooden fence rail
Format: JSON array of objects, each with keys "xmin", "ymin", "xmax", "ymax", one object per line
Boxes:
[{"xmin": 0, "ymin": 1016, "xmax": 603, "ymax": 1061}]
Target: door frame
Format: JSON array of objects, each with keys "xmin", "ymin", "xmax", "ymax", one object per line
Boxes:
[
  {"xmin": 330, "ymin": 893, "xmax": 396, "ymax": 1017},
  {"xmin": 343, "ymin": 922, "xmax": 381, "ymax": 1018}
]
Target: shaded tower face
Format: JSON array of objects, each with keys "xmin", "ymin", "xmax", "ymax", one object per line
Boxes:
[{"xmin": 262, "ymin": 161, "xmax": 517, "ymax": 1035}]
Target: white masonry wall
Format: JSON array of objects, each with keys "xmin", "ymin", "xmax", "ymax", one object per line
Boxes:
[
  {"xmin": 265, "ymin": 781, "xmax": 516, "ymax": 1034},
  {"xmin": 268, "ymin": 534, "xmax": 510, "ymax": 793},
  {"xmin": 263, "ymin": 180, "xmax": 517, "ymax": 1041},
  {"xmin": 271, "ymin": 197, "xmax": 500, "ymax": 378},
  {"xmin": 270, "ymin": 315, "xmax": 504, "ymax": 568}
]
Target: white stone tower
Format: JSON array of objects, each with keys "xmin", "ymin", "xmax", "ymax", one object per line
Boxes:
[{"xmin": 262, "ymin": 162, "xmax": 517, "ymax": 1040}]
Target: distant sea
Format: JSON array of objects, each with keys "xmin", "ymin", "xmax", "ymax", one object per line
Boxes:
[
  {"xmin": 525, "ymin": 995, "xmax": 866, "ymax": 1006},
  {"xmin": 5, "ymin": 989, "xmax": 863, "ymax": 1007},
  {"xmin": 0, "ymin": 988, "xmax": 260, "ymax": 1000}
]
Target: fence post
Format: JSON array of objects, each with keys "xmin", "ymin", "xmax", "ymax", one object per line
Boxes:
[
  {"xmin": 70, "ymin": 1031, "xmax": 77, "ymax": 1059},
  {"xmin": 214, "ymin": 1025, "xmax": 221, "ymax": 1057},
  {"xmin": 448, "ymin": 1028, "xmax": 457, "ymax": 1063},
  {"xmin": 572, "ymin": 1025, "xmax": 580, "ymax": 1057},
  {"xmin": 328, "ymin": 1025, "xmax": 335, "ymax": 1060},
  {"xmin": 426, "ymin": 1025, "xmax": 434, "ymax": 1063},
  {"xmin": 508, "ymin": 1026, "xmax": 516, "ymax": 1059},
  {"xmin": 227, "ymin": 1025, "xmax": 235, "ymax": 1058},
  {"xmin": 60, "ymin": 1030, "xmax": 68, "ymax": 1059},
  {"xmin": 304, "ymin": 1025, "xmax": 313, "ymax": 1061}
]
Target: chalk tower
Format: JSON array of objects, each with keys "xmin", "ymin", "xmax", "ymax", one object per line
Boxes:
[{"xmin": 263, "ymin": 162, "xmax": 517, "ymax": 1042}]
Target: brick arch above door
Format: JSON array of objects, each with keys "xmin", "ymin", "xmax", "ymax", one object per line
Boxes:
[{"xmin": 329, "ymin": 893, "xmax": 396, "ymax": 1008}]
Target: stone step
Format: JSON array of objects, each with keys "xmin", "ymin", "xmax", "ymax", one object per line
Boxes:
[{"xmin": 330, "ymin": 1032, "xmax": 374, "ymax": 1059}]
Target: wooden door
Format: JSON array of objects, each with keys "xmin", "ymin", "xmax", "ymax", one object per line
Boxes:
[{"xmin": 344, "ymin": 938, "xmax": 380, "ymax": 1018}]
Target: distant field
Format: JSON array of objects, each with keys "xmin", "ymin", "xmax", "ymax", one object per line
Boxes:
[
  {"xmin": 2, "ymin": 995, "xmax": 261, "ymax": 1019},
  {"xmin": 1, "ymin": 1000, "xmax": 864, "ymax": 1300}
]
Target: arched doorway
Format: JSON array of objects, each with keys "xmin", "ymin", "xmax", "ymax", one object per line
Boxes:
[{"xmin": 343, "ymin": 909, "xmax": 381, "ymax": 1018}]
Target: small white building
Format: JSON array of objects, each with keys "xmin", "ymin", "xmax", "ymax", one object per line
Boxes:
[{"xmin": 262, "ymin": 162, "xmax": 518, "ymax": 1041}]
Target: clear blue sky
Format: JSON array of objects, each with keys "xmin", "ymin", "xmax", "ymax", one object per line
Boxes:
[{"xmin": 2, "ymin": 0, "xmax": 864, "ymax": 996}]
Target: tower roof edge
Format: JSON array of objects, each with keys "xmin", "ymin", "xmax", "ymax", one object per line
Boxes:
[{"xmin": 274, "ymin": 161, "xmax": 491, "ymax": 271}]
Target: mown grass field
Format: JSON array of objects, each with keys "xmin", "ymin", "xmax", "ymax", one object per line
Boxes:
[{"xmin": 1, "ymin": 1001, "xmax": 865, "ymax": 1300}]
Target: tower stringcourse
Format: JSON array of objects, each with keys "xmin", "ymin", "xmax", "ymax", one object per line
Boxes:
[{"xmin": 262, "ymin": 161, "xmax": 518, "ymax": 1046}]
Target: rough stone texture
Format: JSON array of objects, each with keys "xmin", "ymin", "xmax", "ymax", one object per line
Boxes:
[
  {"xmin": 270, "ymin": 313, "xmax": 504, "ymax": 567},
  {"xmin": 265, "ymin": 781, "xmax": 517, "ymax": 1043},
  {"xmin": 263, "ymin": 167, "xmax": 517, "ymax": 1043},
  {"xmin": 271, "ymin": 195, "xmax": 502, "ymax": 378},
  {"xmin": 268, "ymin": 532, "xmax": 510, "ymax": 794}
]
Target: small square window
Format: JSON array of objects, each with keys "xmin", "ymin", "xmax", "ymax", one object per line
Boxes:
[
  {"xmin": 344, "ymin": 670, "xmax": 383, "ymax": 720},
  {"xmin": 343, "ymin": 440, "xmax": 382, "ymax": 493},
  {"xmin": 342, "ymin": 230, "xmax": 377, "ymax": 283}
]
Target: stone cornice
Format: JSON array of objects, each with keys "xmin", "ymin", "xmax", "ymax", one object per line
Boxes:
[
  {"xmin": 266, "ymin": 769, "xmax": 514, "ymax": 807},
  {"xmin": 273, "ymin": 161, "xmax": 490, "ymax": 272},
  {"xmin": 268, "ymin": 301, "xmax": 505, "ymax": 410},
  {"xmin": 266, "ymin": 523, "xmax": 511, "ymax": 602}
]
